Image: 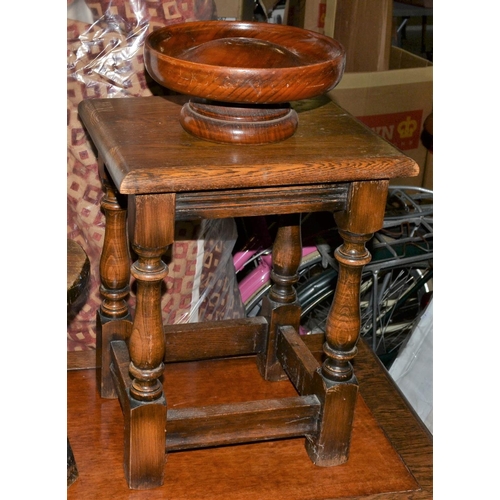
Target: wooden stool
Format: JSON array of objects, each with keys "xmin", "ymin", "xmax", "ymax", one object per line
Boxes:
[
  {"xmin": 67, "ymin": 239, "xmax": 90, "ymax": 487},
  {"xmin": 79, "ymin": 95, "xmax": 418, "ymax": 490}
]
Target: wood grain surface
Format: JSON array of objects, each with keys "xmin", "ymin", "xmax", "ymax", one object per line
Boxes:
[
  {"xmin": 78, "ymin": 96, "xmax": 419, "ymax": 195},
  {"xmin": 67, "ymin": 340, "xmax": 432, "ymax": 499},
  {"xmin": 144, "ymin": 21, "xmax": 345, "ymax": 104}
]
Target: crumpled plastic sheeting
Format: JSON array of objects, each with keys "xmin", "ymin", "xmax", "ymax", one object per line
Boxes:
[
  {"xmin": 67, "ymin": 0, "xmax": 217, "ymax": 97},
  {"xmin": 67, "ymin": 0, "xmax": 246, "ymax": 351},
  {"xmin": 389, "ymin": 298, "xmax": 433, "ymax": 433}
]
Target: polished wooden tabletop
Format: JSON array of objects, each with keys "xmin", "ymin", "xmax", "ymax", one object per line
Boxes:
[
  {"xmin": 78, "ymin": 96, "xmax": 418, "ymax": 195},
  {"xmin": 67, "ymin": 338, "xmax": 432, "ymax": 499}
]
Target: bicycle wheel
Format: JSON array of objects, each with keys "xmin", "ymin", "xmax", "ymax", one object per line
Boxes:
[
  {"xmin": 297, "ymin": 261, "xmax": 432, "ymax": 368},
  {"xmin": 359, "ymin": 263, "xmax": 432, "ymax": 366},
  {"xmin": 297, "ymin": 267, "xmax": 338, "ymax": 334}
]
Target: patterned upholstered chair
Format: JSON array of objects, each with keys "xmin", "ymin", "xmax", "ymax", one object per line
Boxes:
[{"xmin": 67, "ymin": 0, "xmax": 245, "ymax": 352}]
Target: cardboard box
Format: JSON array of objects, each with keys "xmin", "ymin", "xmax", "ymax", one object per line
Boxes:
[
  {"xmin": 301, "ymin": 0, "xmax": 327, "ymax": 32},
  {"xmin": 215, "ymin": 0, "xmax": 254, "ymax": 21},
  {"xmin": 289, "ymin": 0, "xmax": 336, "ymax": 36},
  {"xmin": 332, "ymin": 0, "xmax": 393, "ymax": 72},
  {"xmin": 289, "ymin": 1, "xmax": 392, "ymax": 72},
  {"xmin": 328, "ymin": 47, "xmax": 433, "ymax": 188}
]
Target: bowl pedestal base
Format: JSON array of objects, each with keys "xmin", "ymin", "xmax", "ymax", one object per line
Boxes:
[{"xmin": 180, "ymin": 100, "xmax": 299, "ymax": 145}]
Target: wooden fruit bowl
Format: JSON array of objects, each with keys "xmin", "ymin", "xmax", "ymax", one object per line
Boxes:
[{"xmin": 144, "ymin": 21, "xmax": 346, "ymax": 144}]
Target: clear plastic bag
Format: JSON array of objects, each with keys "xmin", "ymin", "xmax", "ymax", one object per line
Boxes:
[
  {"xmin": 389, "ymin": 298, "xmax": 433, "ymax": 433},
  {"xmin": 67, "ymin": 0, "xmax": 246, "ymax": 351}
]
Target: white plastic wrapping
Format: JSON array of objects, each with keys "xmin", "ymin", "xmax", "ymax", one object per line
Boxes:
[{"xmin": 389, "ymin": 298, "xmax": 433, "ymax": 433}]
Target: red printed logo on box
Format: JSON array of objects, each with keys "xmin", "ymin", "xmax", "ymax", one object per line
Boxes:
[
  {"xmin": 357, "ymin": 110, "xmax": 423, "ymax": 151},
  {"xmin": 318, "ymin": 2, "xmax": 327, "ymax": 28}
]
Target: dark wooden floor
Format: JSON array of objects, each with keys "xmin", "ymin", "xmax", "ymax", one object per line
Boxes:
[{"xmin": 67, "ymin": 339, "xmax": 432, "ymax": 499}]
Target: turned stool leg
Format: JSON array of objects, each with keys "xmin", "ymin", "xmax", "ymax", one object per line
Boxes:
[
  {"xmin": 258, "ymin": 213, "xmax": 302, "ymax": 381},
  {"xmin": 97, "ymin": 161, "xmax": 132, "ymax": 398},
  {"xmin": 124, "ymin": 193, "xmax": 174, "ymax": 490},
  {"xmin": 306, "ymin": 180, "xmax": 389, "ymax": 466}
]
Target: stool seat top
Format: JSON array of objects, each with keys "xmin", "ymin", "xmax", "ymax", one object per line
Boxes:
[{"xmin": 79, "ymin": 96, "xmax": 418, "ymax": 195}]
